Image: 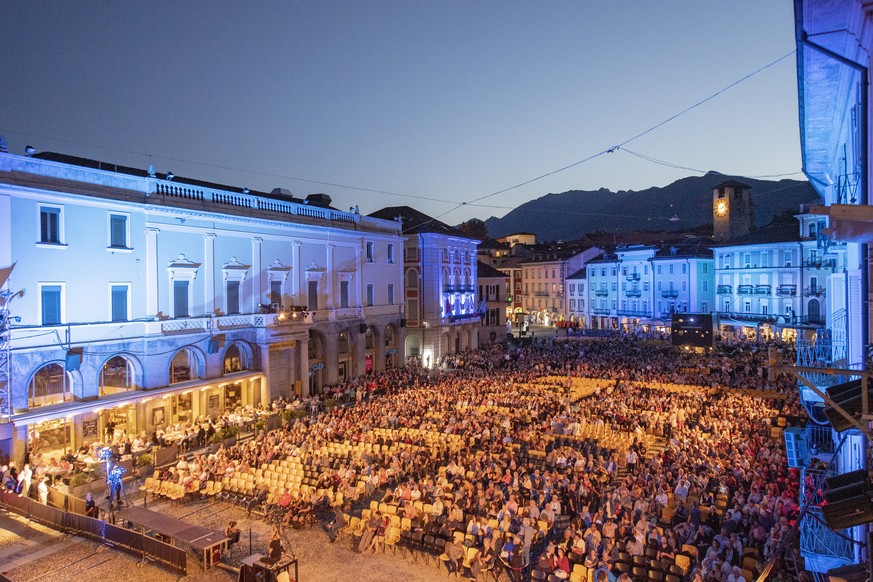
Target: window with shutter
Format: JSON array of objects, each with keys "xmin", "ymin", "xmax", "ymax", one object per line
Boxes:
[
  {"xmin": 109, "ymin": 214, "xmax": 128, "ymax": 248},
  {"xmin": 111, "ymin": 285, "xmax": 128, "ymax": 321},
  {"xmin": 41, "ymin": 285, "xmax": 62, "ymax": 325}
]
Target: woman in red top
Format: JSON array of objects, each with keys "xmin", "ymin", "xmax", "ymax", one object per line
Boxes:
[{"xmin": 554, "ymin": 547, "xmax": 571, "ymax": 578}]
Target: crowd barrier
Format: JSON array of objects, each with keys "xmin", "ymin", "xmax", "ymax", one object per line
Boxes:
[
  {"xmin": 0, "ymin": 489, "xmax": 187, "ymax": 575},
  {"xmin": 154, "ymin": 444, "xmax": 180, "ymax": 468}
]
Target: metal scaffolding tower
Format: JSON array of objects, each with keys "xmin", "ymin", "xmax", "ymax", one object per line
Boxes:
[{"xmin": 0, "ymin": 263, "xmax": 23, "ymax": 422}]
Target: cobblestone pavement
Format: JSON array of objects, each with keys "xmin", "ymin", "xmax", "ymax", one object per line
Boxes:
[{"xmin": 0, "ymin": 497, "xmax": 469, "ymax": 582}]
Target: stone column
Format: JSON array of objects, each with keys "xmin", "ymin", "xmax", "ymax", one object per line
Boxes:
[
  {"xmin": 145, "ymin": 228, "xmax": 160, "ymax": 316},
  {"xmin": 324, "ymin": 333, "xmax": 339, "ymax": 385},
  {"xmin": 298, "ymin": 339, "xmax": 310, "ymax": 397},
  {"xmin": 291, "ymin": 241, "xmax": 302, "ymax": 301},
  {"xmin": 204, "ymin": 233, "xmax": 216, "ymax": 314},
  {"xmin": 356, "ymin": 246, "xmax": 364, "ymax": 308},
  {"xmin": 252, "ymin": 237, "xmax": 263, "ymax": 313},
  {"xmin": 259, "ymin": 344, "xmax": 273, "ymax": 400},
  {"xmin": 326, "ymin": 244, "xmax": 335, "ymax": 308},
  {"xmin": 375, "ymin": 328, "xmax": 386, "ymax": 372}
]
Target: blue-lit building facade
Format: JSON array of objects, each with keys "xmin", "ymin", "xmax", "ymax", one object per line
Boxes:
[
  {"xmin": 369, "ymin": 206, "xmax": 481, "ymax": 369},
  {"xmin": 794, "ymin": 0, "xmax": 872, "ymax": 573},
  {"xmin": 0, "ymin": 148, "xmax": 404, "ymax": 463}
]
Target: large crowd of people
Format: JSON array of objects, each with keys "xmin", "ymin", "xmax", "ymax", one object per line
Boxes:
[{"xmin": 0, "ymin": 335, "xmax": 807, "ymax": 581}]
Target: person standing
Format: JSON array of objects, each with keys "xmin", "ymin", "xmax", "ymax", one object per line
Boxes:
[
  {"xmin": 17, "ymin": 463, "xmax": 32, "ymax": 497},
  {"xmin": 38, "ymin": 477, "xmax": 49, "ymax": 504},
  {"xmin": 85, "ymin": 492, "xmax": 98, "ymax": 518}
]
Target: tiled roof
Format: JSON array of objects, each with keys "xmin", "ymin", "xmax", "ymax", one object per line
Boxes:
[
  {"xmin": 476, "ymin": 261, "xmax": 509, "ymax": 278},
  {"xmin": 369, "ymin": 206, "xmax": 468, "ymax": 237}
]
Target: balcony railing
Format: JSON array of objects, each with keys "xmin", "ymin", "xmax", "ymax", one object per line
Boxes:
[
  {"xmin": 592, "ymin": 307, "xmax": 612, "ymax": 314},
  {"xmin": 804, "ymin": 258, "xmax": 837, "ymax": 270},
  {"xmin": 616, "ymin": 309, "xmax": 651, "ymax": 318},
  {"xmin": 443, "ymin": 285, "xmax": 476, "ymax": 294},
  {"xmin": 737, "ymin": 285, "xmax": 754, "ymax": 295},
  {"xmin": 717, "ymin": 311, "xmax": 780, "ymax": 323},
  {"xmin": 800, "ymin": 509, "xmax": 855, "ymax": 564},
  {"xmin": 594, "ymin": 288, "xmax": 609, "ymax": 296},
  {"xmin": 154, "ymin": 178, "xmax": 361, "ymax": 226},
  {"xmin": 804, "ymin": 286, "xmax": 825, "ymax": 296},
  {"xmin": 533, "ymin": 291, "xmax": 549, "ymax": 297},
  {"xmin": 776, "ymin": 284, "xmax": 797, "ymax": 296},
  {"xmin": 716, "ymin": 285, "xmax": 732, "ymax": 295},
  {"xmin": 661, "ymin": 289, "xmax": 679, "ymax": 298},
  {"xmin": 754, "ymin": 284, "xmax": 771, "ymax": 295},
  {"xmin": 625, "ymin": 288, "xmax": 642, "ymax": 297},
  {"xmin": 626, "ymin": 272, "xmax": 640, "ymax": 281},
  {"xmin": 443, "ymin": 312, "xmax": 481, "ymax": 324}
]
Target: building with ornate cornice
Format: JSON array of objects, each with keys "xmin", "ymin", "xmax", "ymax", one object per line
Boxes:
[{"xmin": 0, "ymin": 146, "xmax": 404, "ymax": 461}]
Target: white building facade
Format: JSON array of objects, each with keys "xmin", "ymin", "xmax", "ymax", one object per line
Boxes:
[
  {"xmin": 520, "ymin": 246, "xmax": 600, "ymax": 325},
  {"xmin": 584, "ymin": 244, "xmax": 714, "ymax": 332},
  {"xmin": 0, "ymin": 149, "xmax": 404, "ymax": 461},
  {"xmin": 712, "ymin": 210, "xmax": 847, "ymax": 342}
]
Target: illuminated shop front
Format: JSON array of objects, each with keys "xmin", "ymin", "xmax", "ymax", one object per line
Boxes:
[{"xmin": 11, "ymin": 371, "xmax": 264, "ymax": 460}]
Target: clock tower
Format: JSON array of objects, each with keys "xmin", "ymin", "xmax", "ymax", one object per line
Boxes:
[{"xmin": 713, "ymin": 180, "xmax": 755, "ymax": 242}]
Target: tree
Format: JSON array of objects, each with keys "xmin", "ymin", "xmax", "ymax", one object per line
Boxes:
[{"xmin": 457, "ymin": 218, "xmax": 489, "ymax": 240}]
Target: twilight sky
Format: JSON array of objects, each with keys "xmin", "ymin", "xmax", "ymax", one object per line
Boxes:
[{"xmin": 1, "ymin": 1, "xmax": 800, "ymax": 224}]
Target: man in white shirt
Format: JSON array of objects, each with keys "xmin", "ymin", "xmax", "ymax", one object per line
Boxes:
[{"xmin": 18, "ymin": 463, "xmax": 32, "ymax": 497}]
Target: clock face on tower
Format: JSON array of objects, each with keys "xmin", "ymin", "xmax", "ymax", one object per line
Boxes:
[{"xmin": 715, "ymin": 199, "xmax": 728, "ymax": 218}]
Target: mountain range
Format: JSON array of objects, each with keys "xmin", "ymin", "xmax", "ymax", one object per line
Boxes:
[{"xmin": 481, "ymin": 172, "xmax": 819, "ymax": 241}]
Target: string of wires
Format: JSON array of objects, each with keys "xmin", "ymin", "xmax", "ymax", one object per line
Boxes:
[{"xmin": 5, "ymin": 50, "xmax": 797, "ymax": 233}]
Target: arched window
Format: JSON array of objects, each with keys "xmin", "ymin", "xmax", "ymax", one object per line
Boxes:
[
  {"xmin": 170, "ymin": 348, "xmax": 199, "ymax": 384},
  {"xmin": 29, "ymin": 363, "xmax": 70, "ymax": 408},
  {"xmin": 384, "ymin": 326, "xmax": 395, "ymax": 347},
  {"xmin": 338, "ymin": 331, "xmax": 350, "ymax": 354},
  {"xmin": 100, "ymin": 355, "xmax": 135, "ymax": 395},
  {"xmin": 406, "ymin": 269, "xmax": 418, "ymax": 289},
  {"xmin": 223, "ymin": 343, "xmax": 248, "ymax": 375}
]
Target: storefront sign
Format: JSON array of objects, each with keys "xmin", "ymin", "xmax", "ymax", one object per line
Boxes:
[
  {"xmin": 386, "ymin": 348, "xmax": 397, "ymax": 355},
  {"xmin": 311, "ymin": 362, "xmax": 325, "ymax": 370},
  {"xmin": 269, "ymin": 340, "xmax": 297, "ymax": 350}
]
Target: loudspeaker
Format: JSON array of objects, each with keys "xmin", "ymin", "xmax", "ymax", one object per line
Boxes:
[
  {"xmin": 207, "ymin": 339, "xmax": 220, "ymax": 354},
  {"xmin": 826, "ymin": 470, "xmax": 870, "ymax": 492},
  {"xmin": 65, "ymin": 347, "xmax": 83, "ymax": 371},
  {"xmin": 824, "ymin": 379, "xmax": 868, "ymax": 432},
  {"xmin": 400, "ymin": 319, "xmax": 406, "ymax": 328},
  {"xmin": 821, "ymin": 495, "xmax": 873, "ymax": 530},
  {"xmin": 821, "ymin": 469, "xmax": 873, "ymax": 530},
  {"xmin": 359, "ymin": 323, "xmax": 367, "ymax": 334},
  {"xmin": 783, "ymin": 428, "xmax": 808, "ymax": 469}
]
